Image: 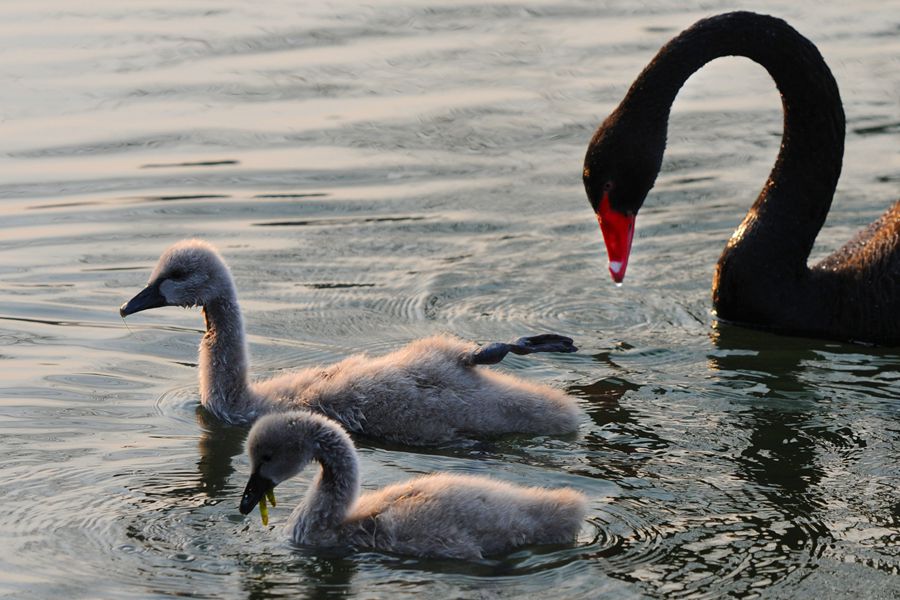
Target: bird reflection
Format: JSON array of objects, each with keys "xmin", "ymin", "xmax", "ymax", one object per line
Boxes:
[
  {"xmin": 704, "ymin": 321, "xmax": 838, "ymax": 583},
  {"xmin": 239, "ymin": 550, "xmax": 358, "ymax": 600},
  {"xmin": 195, "ymin": 406, "xmax": 248, "ymax": 498},
  {"xmin": 707, "ymin": 321, "xmax": 827, "ymax": 395},
  {"xmin": 569, "ymin": 354, "xmax": 668, "ymax": 481}
]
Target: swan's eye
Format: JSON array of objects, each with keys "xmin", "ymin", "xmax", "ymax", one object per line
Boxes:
[{"xmin": 603, "ymin": 180, "xmax": 615, "ymax": 192}]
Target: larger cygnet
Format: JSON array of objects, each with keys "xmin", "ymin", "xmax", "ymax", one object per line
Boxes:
[{"xmin": 120, "ymin": 240, "xmax": 581, "ymax": 445}]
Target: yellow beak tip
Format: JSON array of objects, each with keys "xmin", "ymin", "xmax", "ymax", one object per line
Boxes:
[{"xmin": 258, "ymin": 495, "xmax": 269, "ymax": 526}]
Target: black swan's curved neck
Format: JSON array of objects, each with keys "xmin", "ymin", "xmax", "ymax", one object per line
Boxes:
[{"xmin": 626, "ymin": 12, "xmax": 845, "ymax": 273}]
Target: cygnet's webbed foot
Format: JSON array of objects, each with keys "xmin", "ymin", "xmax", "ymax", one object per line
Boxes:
[{"xmin": 468, "ymin": 334, "xmax": 577, "ymax": 365}]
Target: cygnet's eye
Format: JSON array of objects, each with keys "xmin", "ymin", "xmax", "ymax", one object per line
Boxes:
[
  {"xmin": 260, "ymin": 454, "xmax": 273, "ymax": 463},
  {"xmin": 168, "ymin": 268, "xmax": 188, "ymax": 281}
]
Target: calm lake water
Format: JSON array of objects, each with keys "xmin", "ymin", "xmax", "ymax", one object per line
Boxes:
[{"xmin": 1, "ymin": 1, "xmax": 898, "ymax": 598}]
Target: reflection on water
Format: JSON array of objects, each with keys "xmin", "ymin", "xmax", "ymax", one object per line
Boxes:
[
  {"xmin": 0, "ymin": 0, "xmax": 898, "ymax": 598},
  {"xmin": 196, "ymin": 408, "xmax": 248, "ymax": 499}
]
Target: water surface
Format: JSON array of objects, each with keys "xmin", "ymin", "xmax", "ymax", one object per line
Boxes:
[{"xmin": 1, "ymin": 1, "xmax": 898, "ymax": 598}]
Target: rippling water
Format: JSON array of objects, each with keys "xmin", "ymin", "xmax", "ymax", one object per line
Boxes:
[{"xmin": 1, "ymin": 1, "xmax": 898, "ymax": 598}]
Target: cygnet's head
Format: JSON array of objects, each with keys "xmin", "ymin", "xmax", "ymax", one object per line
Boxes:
[
  {"xmin": 239, "ymin": 411, "xmax": 349, "ymax": 516},
  {"xmin": 119, "ymin": 239, "xmax": 234, "ymax": 317}
]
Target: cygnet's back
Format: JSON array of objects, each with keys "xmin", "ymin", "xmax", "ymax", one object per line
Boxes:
[
  {"xmin": 254, "ymin": 334, "xmax": 579, "ymax": 445},
  {"xmin": 342, "ymin": 473, "xmax": 587, "ymax": 560}
]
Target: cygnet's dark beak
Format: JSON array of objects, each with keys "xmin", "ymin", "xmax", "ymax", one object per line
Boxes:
[
  {"xmin": 119, "ymin": 283, "xmax": 167, "ymax": 317},
  {"xmin": 240, "ymin": 471, "xmax": 275, "ymax": 515}
]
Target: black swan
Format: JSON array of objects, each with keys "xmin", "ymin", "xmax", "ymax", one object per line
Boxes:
[
  {"xmin": 583, "ymin": 11, "xmax": 899, "ymax": 345},
  {"xmin": 239, "ymin": 410, "xmax": 587, "ymax": 559},
  {"xmin": 119, "ymin": 239, "xmax": 581, "ymax": 443}
]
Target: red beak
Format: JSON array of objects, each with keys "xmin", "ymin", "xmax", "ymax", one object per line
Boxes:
[{"xmin": 595, "ymin": 192, "xmax": 635, "ymax": 283}]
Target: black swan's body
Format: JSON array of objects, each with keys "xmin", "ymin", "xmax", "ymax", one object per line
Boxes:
[{"xmin": 583, "ymin": 11, "xmax": 899, "ymax": 345}]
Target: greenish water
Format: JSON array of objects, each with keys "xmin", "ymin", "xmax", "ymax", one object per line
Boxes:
[{"xmin": 0, "ymin": 1, "xmax": 898, "ymax": 598}]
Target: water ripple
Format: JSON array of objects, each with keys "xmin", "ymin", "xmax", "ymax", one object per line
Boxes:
[{"xmin": 0, "ymin": 1, "xmax": 897, "ymax": 598}]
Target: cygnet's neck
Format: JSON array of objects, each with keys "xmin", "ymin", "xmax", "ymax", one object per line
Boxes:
[
  {"xmin": 290, "ymin": 421, "xmax": 360, "ymax": 542},
  {"xmin": 198, "ymin": 284, "xmax": 255, "ymax": 423}
]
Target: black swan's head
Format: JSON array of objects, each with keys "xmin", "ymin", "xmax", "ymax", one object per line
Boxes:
[
  {"xmin": 119, "ymin": 239, "xmax": 236, "ymax": 317},
  {"xmin": 584, "ymin": 107, "xmax": 667, "ymax": 283}
]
